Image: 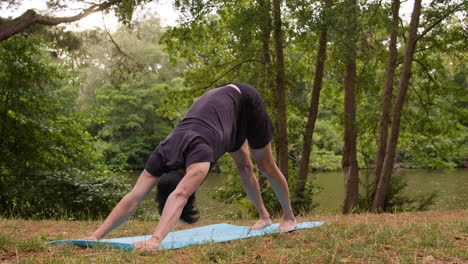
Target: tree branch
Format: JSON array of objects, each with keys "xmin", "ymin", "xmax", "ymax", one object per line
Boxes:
[
  {"xmin": 0, "ymin": 0, "xmax": 121, "ymax": 41},
  {"xmin": 413, "ymin": 58, "xmax": 440, "ymax": 90},
  {"xmin": 415, "ymin": 2, "xmax": 464, "ymax": 42},
  {"xmin": 196, "ymin": 59, "xmax": 262, "ymax": 90},
  {"xmin": 191, "ymin": 59, "xmax": 262, "ymax": 92},
  {"xmin": 103, "ymin": 22, "xmax": 146, "ymax": 70}
]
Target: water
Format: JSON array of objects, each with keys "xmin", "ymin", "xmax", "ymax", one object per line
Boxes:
[
  {"xmin": 130, "ymin": 169, "xmax": 467, "ymax": 218},
  {"xmin": 312, "ymin": 169, "xmax": 468, "ymax": 214}
]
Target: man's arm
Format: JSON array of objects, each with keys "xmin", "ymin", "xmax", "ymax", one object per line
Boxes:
[
  {"xmin": 133, "ymin": 162, "xmax": 210, "ymax": 250},
  {"xmin": 83, "ymin": 169, "xmax": 158, "ymax": 240}
]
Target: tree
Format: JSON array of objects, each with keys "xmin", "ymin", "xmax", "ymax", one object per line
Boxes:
[
  {"xmin": 272, "ymin": 0, "xmax": 289, "ymax": 178},
  {"xmin": 371, "ymin": 0, "xmax": 465, "ymax": 212},
  {"xmin": 296, "ymin": 0, "xmax": 333, "ymax": 198},
  {"xmin": 0, "ymin": 0, "xmax": 148, "ymax": 41},
  {"xmin": 371, "ymin": 0, "xmax": 421, "ymax": 213},
  {"xmin": 256, "ymin": 0, "xmax": 273, "ymax": 187},
  {"xmin": 372, "ymin": 0, "xmax": 400, "ymax": 205},
  {"xmin": 342, "ymin": 0, "xmax": 359, "ymax": 214}
]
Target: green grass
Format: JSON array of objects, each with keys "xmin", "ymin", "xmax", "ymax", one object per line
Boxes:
[
  {"xmin": 0, "ymin": 234, "xmax": 14, "ymax": 251},
  {"xmin": 0, "ymin": 211, "xmax": 466, "ymax": 263}
]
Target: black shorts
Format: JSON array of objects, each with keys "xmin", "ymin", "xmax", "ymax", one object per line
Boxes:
[{"xmin": 229, "ymin": 83, "xmax": 274, "ymax": 152}]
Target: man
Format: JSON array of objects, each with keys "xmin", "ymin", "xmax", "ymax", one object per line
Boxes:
[{"xmin": 83, "ymin": 83, "xmax": 297, "ymax": 250}]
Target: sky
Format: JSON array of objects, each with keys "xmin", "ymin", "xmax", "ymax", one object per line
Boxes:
[{"xmin": 1, "ymin": 0, "xmax": 418, "ymax": 32}]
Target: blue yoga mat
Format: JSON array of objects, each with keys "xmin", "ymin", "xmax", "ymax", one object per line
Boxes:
[{"xmin": 48, "ymin": 221, "xmax": 324, "ymax": 250}]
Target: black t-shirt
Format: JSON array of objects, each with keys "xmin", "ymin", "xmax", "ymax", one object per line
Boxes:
[
  {"xmin": 145, "ymin": 85, "xmax": 242, "ymax": 177},
  {"xmin": 145, "ymin": 83, "xmax": 274, "ymax": 177}
]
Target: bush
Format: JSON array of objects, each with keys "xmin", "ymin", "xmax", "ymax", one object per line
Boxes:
[
  {"xmin": 358, "ymin": 172, "xmax": 437, "ymax": 213},
  {"xmin": 209, "ymin": 155, "xmax": 320, "ymax": 218},
  {"xmin": 0, "ymin": 36, "xmax": 130, "ymax": 219}
]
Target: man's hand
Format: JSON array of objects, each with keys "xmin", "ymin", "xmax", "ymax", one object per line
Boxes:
[
  {"xmin": 80, "ymin": 235, "xmax": 99, "ymax": 241},
  {"xmin": 134, "ymin": 237, "xmax": 161, "ymax": 250}
]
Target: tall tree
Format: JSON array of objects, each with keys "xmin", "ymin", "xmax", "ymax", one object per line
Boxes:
[
  {"xmin": 272, "ymin": 0, "xmax": 289, "ymax": 178},
  {"xmin": 370, "ymin": 0, "xmax": 464, "ymax": 212},
  {"xmin": 342, "ymin": 0, "xmax": 359, "ymax": 214},
  {"xmin": 258, "ymin": 0, "xmax": 273, "ymax": 187},
  {"xmin": 372, "ymin": 0, "xmax": 400, "ymax": 202},
  {"xmin": 258, "ymin": 0, "xmax": 274, "ymax": 107},
  {"xmin": 371, "ymin": 0, "xmax": 422, "ymax": 213},
  {"xmin": 296, "ymin": 0, "xmax": 333, "ymax": 197}
]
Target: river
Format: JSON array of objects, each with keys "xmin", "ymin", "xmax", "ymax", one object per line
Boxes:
[{"xmin": 130, "ymin": 169, "xmax": 467, "ymax": 219}]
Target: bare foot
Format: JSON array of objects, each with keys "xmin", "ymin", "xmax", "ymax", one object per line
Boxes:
[
  {"xmin": 275, "ymin": 218, "xmax": 297, "ymax": 231},
  {"xmin": 250, "ymin": 218, "xmax": 272, "ymax": 230}
]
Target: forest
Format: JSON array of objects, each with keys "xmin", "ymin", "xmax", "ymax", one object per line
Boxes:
[{"xmin": 0, "ymin": 0, "xmax": 466, "ymax": 220}]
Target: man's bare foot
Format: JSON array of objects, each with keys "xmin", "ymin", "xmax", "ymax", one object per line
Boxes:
[
  {"xmin": 250, "ymin": 218, "xmax": 272, "ymax": 230},
  {"xmin": 275, "ymin": 218, "xmax": 297, "ymax": 231}
]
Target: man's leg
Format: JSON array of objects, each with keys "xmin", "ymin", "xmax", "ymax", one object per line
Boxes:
[
  {"xmin": 251, "ymin": 142, "xmax": 297, "ymax": 231},
  {"xmin": 229, "ymin": 141, "xmax": 272, "ymax": 230}
]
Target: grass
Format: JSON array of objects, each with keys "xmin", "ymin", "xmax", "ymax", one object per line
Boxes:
[{"xmin": 0, "ymin": 210, "xmax": 466, "ymax": 263}]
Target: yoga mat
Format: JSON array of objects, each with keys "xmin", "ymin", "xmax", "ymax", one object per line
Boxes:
[{"xmin": 48, "ymin": 221, "xmax": 325, "ymax": 250}]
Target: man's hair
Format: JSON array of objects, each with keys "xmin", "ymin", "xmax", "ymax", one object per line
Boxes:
[{"xmin": 155, "ymin": 170, "xmax": 199, "ymax": 224}]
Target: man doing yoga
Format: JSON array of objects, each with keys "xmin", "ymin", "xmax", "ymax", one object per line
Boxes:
[{"xmin": 83, "ymin": 83, "xmax": 297, "ymax": 250}]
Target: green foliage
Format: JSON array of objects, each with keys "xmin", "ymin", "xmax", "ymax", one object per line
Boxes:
[
  {"xmin": 94, "ymin": 81, "xmax": 173, "ymax": 169},
  {"xmin": 0, "ymin": 36, "xmax": 130, "ymax": 219},
  {"xmin": 210, "ymin": 155, "xmax": 320, "ymax": 218},
  {"xmin": 309, "ymin": 149, "xmax": 342, "ymax": 171},
  {"xmin": 73, "ymin": 20, "xmax": 183, "ymax": 169},
  {"xmin": 397, "ymin": 42, "xmax": 468, "ymax": 168},
  {"xmin": 2, "ymin": 0, "xmax": 466, "ymax": 220},
  {"xmin": 289, "ymin": 176, "xmax": 321, "ymax": 215},
  {"xmin": 161, "ymin": 1, "xmax": 466, "ymax": 216},
  {"xmin": 114, "ymin": 0, "xmax": 151, "ymax": 25},
  {"xmin": 308, "ymin": 119, "xmax": 343, "ymax": 171},
  {"xmin": 358, "ymin": 172, "xmax": 437, "ymax": 213}
]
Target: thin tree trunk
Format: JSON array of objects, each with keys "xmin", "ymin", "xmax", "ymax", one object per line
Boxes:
[
  {"xmin": 296, "ymin": 0, "xmax": 333, "ymax": 197},
  {"xmin": 372, "ymin": 0, "xmax": 400, "ymax": 203},
  {"xmin": 342, "ymin": 0, "xmax": 359, "ymax": 214},
  {"xmin": 258, "ymin": 0, "xmax": 273, "ymax": 187},
  {"xmin": 0, "ymin": 92, "xmax": 9, "ymax": 209},
  {"xmin": 371, "ymin": 0, "xmax": 422, "ymax": 213},
  {"xmin": 272, "ymin": 0, "xmax": 289, "ymax": 179}
]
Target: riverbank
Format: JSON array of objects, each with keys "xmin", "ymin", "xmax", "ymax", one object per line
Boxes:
[{"xmin": 1, "ymin": 210, "xmax": 466, "ymax": 263}]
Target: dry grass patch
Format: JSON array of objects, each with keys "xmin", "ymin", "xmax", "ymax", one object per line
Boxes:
[{"xmin": 0, "ymin": 210, "xmax": 466, "ymax": 263}]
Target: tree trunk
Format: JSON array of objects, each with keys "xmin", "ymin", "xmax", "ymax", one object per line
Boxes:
[
  {"xmin": 372, "ymin": 0, "xmax": 400, "ymax": 204},
  {"xmin": 258, "ymin": 0, "xmax": 273, "ymax": 187},
  {"xmin": 0, "ymin": 0, "xmax": 120, "ymax": 42},
  {"xmin": 371, "ymin": 0, "xmax": 422, "ymax": 213},
  {"xmin": 342, "ymin": 0, "xmax": 359, "ymax": 214},
  {"xmin": 296, "ymin": 0, "xmax": 333, "ymax": 197},
  {"xmin": 0, "ymin": 93, "xmax": 8, "ymax": 210},
  {"xmin": 272, "ymin": 0, "xmax": 289, "ymax": 179}
]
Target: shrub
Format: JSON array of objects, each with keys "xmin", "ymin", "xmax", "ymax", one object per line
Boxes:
[
  {"xmin": 358, "ymin": 172, "xmax": 437, "ymax": 213},
  {"xmin": 210, "ymin": 155, "xmax": 320, "ymax": 218},
  {"xmin": 0, "ymin": 36, "xmax": 130, "ymax": 219}
]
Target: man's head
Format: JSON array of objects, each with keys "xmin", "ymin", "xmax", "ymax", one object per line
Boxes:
[{"xmin": 155, "ymin": 170, "xmax": 199, "ymax": 224}]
